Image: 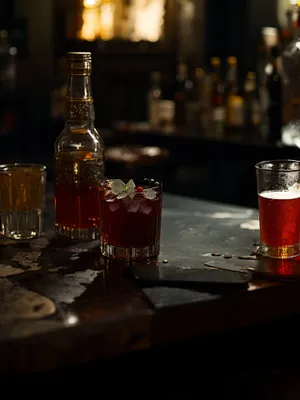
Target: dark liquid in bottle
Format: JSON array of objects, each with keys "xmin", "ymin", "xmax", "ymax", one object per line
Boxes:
[{"xmin": 54, "ymin": 151, "xmax": 104, "ymax": 238}]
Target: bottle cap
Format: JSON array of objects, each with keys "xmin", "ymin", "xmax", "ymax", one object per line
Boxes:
[
  {"xmin": 67, "ymin": 52, "xmax": 92, "ymax": 75},
  {"xmin": 195, "ymin": 68, "xmax": 204, "ymax": 78},
  {"xmin": 210, "ymin": 57, "xmax": 220, "ymax": 66}
]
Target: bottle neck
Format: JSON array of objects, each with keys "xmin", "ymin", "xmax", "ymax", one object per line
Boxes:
[
  {"xmin": 65, "ymin": 73, "xmax": 95, "ymax": 122},
  {"xmin": 65, "ymin": 120, "xmax": 95, "ymax": 132}
]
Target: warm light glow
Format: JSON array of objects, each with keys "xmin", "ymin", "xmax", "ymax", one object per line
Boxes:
[
  {"xmin": 83, "ymin": 0, "xmax": 101, "ymax": 8},
  {"xmin": 78, "ymin": 0, "xmax": 165, "ymax": 42},
  {"xmin": 79, "ymin": 7, "xmax": 101, "ymax": 41},
  {"xmin": 99, "ymin": 2, "xmax": 115, "ymax": 40},
  {"xmin": 129, "ymin": 0, "xmax": 165, "ymax": 42}
]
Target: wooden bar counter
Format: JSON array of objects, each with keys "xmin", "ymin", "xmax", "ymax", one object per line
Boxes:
[{"xmin": 1, "ymin": 187, "xmax": 300, "ymax": 381}]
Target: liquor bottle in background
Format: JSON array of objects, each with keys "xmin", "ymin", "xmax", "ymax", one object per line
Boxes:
[
  {"xmin": 225, "ymin": 56, "xmax": 239, "ymax": 95},
  {"xmin": 209, "ymin": 57, "xmax": 226, "ymax": 138},
  {"xmin": 243, "ymin": 72, "xmax": 261, "ymax": 135},
  {"xmin": 257, "ymin": 27, "xmax": 279, "ymax": 106},
  {"xmin": 147, "ymin": 71, "xmax": 162, "ymax": 128},
  {"xmin": 174, "ymin": 62, "xmax": 192, "ymax": 128},
  {"xmin": 281, "ymin": 8, "xmax": 294, "ymax": 47},
  {"xmin": 266, "ymin": 46, "xmax": 282, "ymax": 144},
  {"xmin": 0, "ymin": 31, "xmax": 17, "ymax": 137},
  {"xmin": 281, "ymin": 3, "xmax": 300, "ymax": 145},
  {"xmin": 194, "ymin": 67, "xmax": 211, "ymax": 132},
  {"xmin": 54, "ymin": 52, "xmax": 105, "ymax": 241},
  {"xmin": 225, "ymin": 57, "xmax": 245, "ymax": 134},
  {"xmin": 185, "ymin": 67, "xmax": 205, "ymax": 131}
]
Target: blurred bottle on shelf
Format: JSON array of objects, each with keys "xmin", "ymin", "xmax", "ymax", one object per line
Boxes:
[
  {"xmin": 281, "ymin": 2, "xmax": 300, "ymax": 146},
  {"xmin": 0, "ymin": 30, "xmax": 18, "ymax": 137},
  {"xmin": 0, "ymin": 30, "xmax": 18, "ymax": 92},
  {"xmin": 281, "ymin": 7, "xmax": 295, "ymax": 47},
  {"xmin": 174, "ymin": 62, "xmax": 193, "ymax": 129},
  {"xmin": 225, "ymin": 57, "xmax": 245, "ymax": 135},
  {"xmin": 257, "ymin": 27, "xmax": 279, "ymax": 99},
  {"xmin": 243, "ymin": 72, "xmax": 261, "ymax": 135},
  {"xmin": 208, "ymin": 57, "xmax": 226, "ymax": 138},
  {"xmin": 51, "ymin": 56, "xmax": 68, "ymax": 121},
  {"xmin": 146, "ymin": 70, "xmax": 175, "ymax": 134},
  {"xmin": 147, "ymin": 71, "xmax": 162, "ymax": 128},
  {"xmin": 185, "ymin": 67, "xmax": 209, "ymax": 132},
  {"xmin": 266, "ymin": 46, "xmax": 283, "ymax": 144}
]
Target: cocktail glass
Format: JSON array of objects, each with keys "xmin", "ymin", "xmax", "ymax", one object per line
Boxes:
[{"xmin": 99, "ymin": 178, "xmax": 162, "ymax": 262}]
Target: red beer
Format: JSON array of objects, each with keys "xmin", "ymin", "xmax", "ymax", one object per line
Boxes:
[{"xmin": 258, "ymin": 190, "xmax": 300, "ymax": 258}]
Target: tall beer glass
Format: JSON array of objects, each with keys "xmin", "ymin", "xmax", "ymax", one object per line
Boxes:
[{"xmin": 256, "ymin": 160, "xmax": 300, "ymax": 259}]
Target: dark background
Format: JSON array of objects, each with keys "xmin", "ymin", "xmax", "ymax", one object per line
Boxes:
[{"xmin": 0, "ymin": 0, "xmax": 293, "ymax": 209}]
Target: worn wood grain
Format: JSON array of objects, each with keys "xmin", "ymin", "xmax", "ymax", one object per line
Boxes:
[{"xmin": 1, "ymin": 192, "xmax": 300, "ymax": 376}]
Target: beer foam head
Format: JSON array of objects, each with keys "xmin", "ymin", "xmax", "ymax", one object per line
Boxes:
[{"xmin": 260, "ymin": 190, "xmax": 300, "ymax": 200}]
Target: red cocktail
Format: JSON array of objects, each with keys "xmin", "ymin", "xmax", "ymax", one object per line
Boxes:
[
  {"xmin": 256, "ymin": 160, "xmax": 300, "ymax": 258},
  {"xmin": 99, "ymin": 178, "xmax": 162, "ymax": 261}
]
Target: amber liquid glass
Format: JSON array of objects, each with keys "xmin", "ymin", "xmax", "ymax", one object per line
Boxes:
[
  {"xmin": 0, "ymin": 164, "xmax": 46, "ymax": 239},
  {"xmin": 256, "ymin": 160, "xmax": 300, "ymax": 259}
]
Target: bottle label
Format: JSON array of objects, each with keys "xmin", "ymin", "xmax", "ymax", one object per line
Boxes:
[
  {"xmin": 251, "ymin": 101, "xmax": 261, "ymax": 126},
  {"xmin": 159, "ymin": 100, "xmax": 175, "ymax": 122},
  {"xmin": 227, "ymin": 95, "xmax": 244, "ymax": 126},
  {"xmin": 148, "ymin": 99, "xmax": 161, "ymax": 126},
  {"xmin": 213, "ymin": 106, "xmax": 225, "ymax": 122}
]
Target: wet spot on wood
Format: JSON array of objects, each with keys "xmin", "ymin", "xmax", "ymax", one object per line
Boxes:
[
  {"xmin": 238, "ymin": 256, "xmax": 257, "ymax": 260},
  {"xmin": 240, "ymin": 220, "xmax": 259, "ymax": 230},
  {"xmin": 223, "ymin": 254, "xmax": 232, "ymax": 259}
]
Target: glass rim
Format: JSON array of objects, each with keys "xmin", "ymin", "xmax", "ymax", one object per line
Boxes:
[
  {"xmin": 0, "ymin": 163, "xmax": 47, "ymax": 173},
  {"xmin": 101, "ymin": 177, "xmax": 162, "ymax": 190},
  {"xmin": 255, "ymin": 159, "xmax": 300, "ymax": 172}
]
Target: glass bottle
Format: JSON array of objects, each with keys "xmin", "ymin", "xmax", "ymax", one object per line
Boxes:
[
  {"xmin": 174, "ymin": 62, "xmax": 190, "ymax": 128},
  {"xmin": 281, "ymin": 3, "xmax": 300, "ymax": 145},
  {"xmin": 54, "ymin": 52, "xmax": 105, "ymax": 241},
  {"xmin": 243, "ymin": 72, "xmax": 261, "ymax": 135},
  {"xmin": 147, "ymin": 71, "xmax": 162, "ymax": 128},
  {"xmin": 209, "ymin": 57, "xmax": 226, "ymax": 138},
  {"xmin": 266, "ymin": 46, "xmax": 283, "ymax": 144},
  {"xmin": 225, "ymin": 57, "xmax": 245, "ymax": 135}
]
